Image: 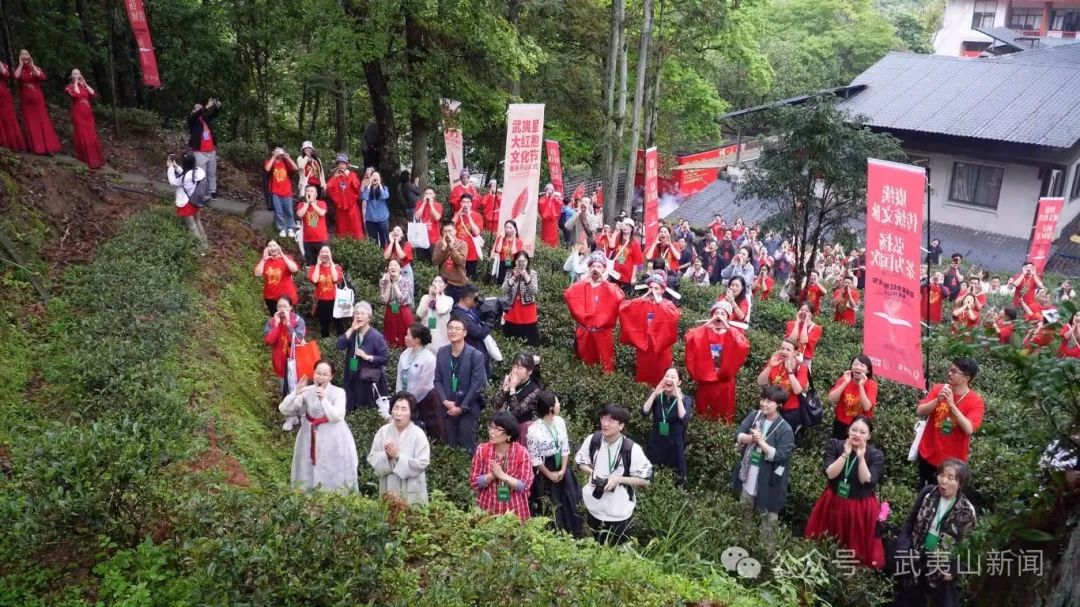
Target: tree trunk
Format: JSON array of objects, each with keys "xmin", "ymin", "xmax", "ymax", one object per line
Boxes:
[
  {"xmin": 73, "ymin": 0, "xmax": 108, "ymax": 96},
  {"xmin": 311, "ymin": 89, "xmax": 321, "ymax": 136},
  {"xmin": 364, "ymin": 59, "xmax": 402, "ymax": 213},
  {"xmin": 335, "ymin": 81, "xmax": 348, "ymax": 153},
  {"xmin": 603, "ymin": 0, "xmax": 627, "ymax": 222},
  {"xmin": 411, "ymin": 111, "xmax": 429, "ymax": 188},
  {"xmin": 622, "ymin": 0, "xmax": 654, "ymax": 216},
  {"xmin": 298, "ymin": 83, "xmax": 309, "ymax": 133},
  {"xmin": 404, "ymin": 11, "xmax": 430, "ymax": 183},
  {"xmin": 644, "ymin": 0, "xmax": 664, "ymax": 148}
]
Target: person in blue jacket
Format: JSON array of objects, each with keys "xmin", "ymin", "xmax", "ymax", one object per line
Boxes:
[{"xmin": 362, "ymin": 170, "xmax": 391, "ymax": 247}]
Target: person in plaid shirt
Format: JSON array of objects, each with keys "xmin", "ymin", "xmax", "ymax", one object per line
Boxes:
[{"xmin": 470, "ymin": 411, "xmax": 534, "ymax": 521}]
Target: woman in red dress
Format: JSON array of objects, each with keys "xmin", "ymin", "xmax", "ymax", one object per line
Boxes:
[
  {"xmin": 379, "ymin": 259, "xmax": 415, "ymax": 348},
  {"xmin": 0, "ymin": 61, "xmax": 25, "ymax": 151},
  {"xmin": 14, "ymin": 50, "xmax": 60, "ymax": 155},
  {"xmin": 804, "ymin": 416, "xmax": 886, "ymax": 570},
  {"xmin": 607, "ymin": 220, "xmax": 643, "ymax": 293},
  {"xmin": 254, "ymin": 239, "xmax": 300, "ymax": 315},
  {"xmin": 64, "ymin": 69, "xmax": 104, "ymax": 168},
  {"xmin": 1059, "ymin": 312, "xmax": 1080, "ymax": 359}
]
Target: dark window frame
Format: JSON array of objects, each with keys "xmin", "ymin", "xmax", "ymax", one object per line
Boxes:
[
  {"xmin": 972, "ymin": 0, "xmax": 998, "ymax": 28},
  {"xmin": 949, "ymin": 161, "xmax": 1004, "ymax": 210},
  {"xmin": 1009, "ymin": 8, "xmax": 1043, "ymax": 30}
]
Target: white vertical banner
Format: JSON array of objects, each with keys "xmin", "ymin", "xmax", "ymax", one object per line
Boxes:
[
  {"xmin": 498, "ymin": 104, "xmax": 545, "ymax": 254},
  {"xmin": 441, "ymin": 98, "xmax": 463, "ymax": 185}
]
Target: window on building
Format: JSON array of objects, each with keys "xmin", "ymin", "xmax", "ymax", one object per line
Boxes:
[
  {"xmin": 1070, "ymin": 164, "xmax": 1080, "ymax": 201},
  {"xmin": 1051, "ymin": 9, "xmax": 1080, "ymax": 32},
  {"xmin": 1009, "ymin": 8, "xmax": 1043, "ymax": 30},
  {"xmin": 949, "ymin": 162, "xmax": 1004, "ymax": 209},
  {"xmin": 972, "ymin": 1, "xmax": 998, "ymax": 29}
]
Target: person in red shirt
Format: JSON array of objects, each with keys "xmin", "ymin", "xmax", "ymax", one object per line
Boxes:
[
  {"xmin": 799, "ymin": 270, "xmax": 828, "ymax": 315},
  {"xmin": 827, "ymin": 355, "xmax": 878, "ymax": 440},
  {"xmin": 1024, "ymin": 317, "xmax": 1056, "ymax": 352},
  {"xmin": 64, "ymin": 69, "xmax": 104, "ymax": 169},
  {"xmin": 955, "ymin": 275, "xmax": 988, "ymax": 309},
  {"xmin": 449, "ymin": 169, "xmax": 478, "ymax": 216},
  {"xmin": 1059, "ymin": 312, "xmax": 1080, "ymax": 359},
  {"xmin": 608, "ymin": 220, "xmax": 643, "ymax": 293},
  {"xmin": 921, "ymin": 272, "xmax": 945, "ymax": 324},
  {"xmin": 501, "ymin": 251, "xmax": 540, "ymax": 346},
  {"xmin": 832, "ymin": 275, "xmax": 860, "ymax": 325},
  {"xmin": 731, "ymin": 217, "xmax": 746, "ymax": 241},
  {"xmin": 644, "ymin": 225, "xmax": 681, "ymax": 273},
  {"xmin": 786, "ymin": 303, "xmax": 824, "ymax": 368},
  {"xmin": 490, "ymin": 220, "xmax": 524, "ymax": 285},
  {"xmin": 1021, "ymin": 287, "xmax": 1051, "ymax": 322},
  {"xmin": 994, "ymin": 307, "xmax": 1018, "ymax": 345},
  {"xmin": 538, "ymin": 183, "xmax": 563, "ymax": 248},
  {"xmin": 1008, "ymin": 262, "xmax": 1044, "ymax": 309},
  {"xmin": 413, "ymin": 187, "xmax": 443, "ymax": 261},
  {"xmin": 595, "ymin": 224, "xmax": 617, "ymax": 256},
  {"xmin": 707, "ymin": 215, "xmax": 727, "ymax": 241},
  {"xmin": 453, "ymin": 195, "xmax": 484, "ymax": 279},
  {"xmin": 296, "ymin": 185, "xmax": 329, "ymax": 266},
  {"xmin": 0, "ymin": 60, "xmax": 26, "ymax": 151},
  {"xmin": 254, "ymin": 239, "xmax": 300, "ymax": 315},
  {"xmin": 325, "ymin": 154, "xmax": 364, "ymax": 240},
  {"xmin": 914, "ymin": 357, "xmax": 985, "ymax": 487},
  {"xmin": 470, "ymin": 411, "xmax": 534, "ymax": 521},
  {"xmin": 264, "ymin": 146, "xmax": 299, "ymax": 238},
  {"xmin": 756, "ymin": 337, "xmax": 810, "ymax": 433},
  {"xmin": 618, "ymin": 273, "xmax": 681, "ymax": 386},
  {"xmin": 720, "ymin": 276, "xmax": 751, "ymax": 325},
  {"xmin": 951, "ymin": 294, "xmax": 981, "ymax": 334},
  {"xmin": 684, "ymin": 301, "xmax": 750, "ymax": 423},
  {"xmin": 564, "ymin": 253, "xmax": 626, "ymax": 373},
  {"xmin": 752, "ymin": 263, "xmax": 775, "ymax": 301},
  {"xmin": 306, "ymin": 246, "xmax": 344, "ymax": 338},
  {"xmin": 481, "ymin": 179, "xmax": 502, "ymax": 234},
  {"xmin": 384, "ymin": 225, "xmax": 415, "ymax": 279},
  {"xmin": 262, "ymin": 296, "xmax": 307, "ymax": 398}
]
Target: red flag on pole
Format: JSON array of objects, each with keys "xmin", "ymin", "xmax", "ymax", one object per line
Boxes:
[
  {"xmin": 1026, "ymin": 197, "xmax": 1064, "ymax": 274},
  {"xmin": 864, "ymin": 159, "xmax": 925, "ymax": 390},
  {"xmin": 571, "ymin": 182, "xmax": 585, "ymax": 202},
  {"xmin": 545, "ymin": 140, "xmax": 564, "ymax": 194},
  {"xmin": 595, "ymin": 184, "xmax": 604, "ymax": 207},
  {"xmin": 643, "ymin": 147, "xmax": 659, "ymax": 243},
  {"xmin": 123, "ymin": 0, "xmax": 161, "ymax": 88}
]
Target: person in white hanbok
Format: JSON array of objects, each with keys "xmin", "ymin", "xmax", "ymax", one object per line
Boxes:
[
  {"xmin": 367, "ymin": 392, "xmax": 431, "ymax": 504},
  {"xmin": 278, "ymin": 360, "xmax": 359, "ymax": 492},
  {"xmin": 417, "ymin": 275, "xmax": 454, "ymax": 353}
]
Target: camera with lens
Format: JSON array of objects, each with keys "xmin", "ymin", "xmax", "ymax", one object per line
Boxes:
[{"xmin": 591, "ymin": 477, "xmax": 608, "ymax": 499}]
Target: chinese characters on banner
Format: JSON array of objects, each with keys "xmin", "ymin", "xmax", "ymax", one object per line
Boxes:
[
  {"xmin": 498, "ymin": 104, "xmax": 545, "ymax": 253},
  {"xmin": 864, "ymin": 159, "xmax": 925, "ymax": 390},
  {"xmin": 545, "ymin": 140, "xmax": 564, "ymax": 195},
  {"xmin": 123, "ymin": 0, "xmax": 161, "ymax": 87},
  {"xmin": 643, "ymin": 147, "xmax": 659, "ymax": 243},
  {"xmin": 1026, "ymin": 197, "xmax": 1064, "ymax": 274},
  {"xmin": 441, "ymin": 99, "xmax": 464, "ymax": 185}
]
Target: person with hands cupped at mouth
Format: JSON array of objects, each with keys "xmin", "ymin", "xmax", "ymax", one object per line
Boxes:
[
  {"xmin": 325, "ymin": 154, "xmax": 364, "ymax": 240},
  {"xmin": 278, "ymin": 359, "xmax": 358, "ymax": 492},
  {"xmin": 685, "ymin": 301, "xmax": 750, "ymax": 424},
  {"xmin": 64, "ymin": 68, "xmax": 104, "ymax": 169},
  {"xmin": 642, "ymin": 368, "xmax": 693, "ymax": 486},
  {"xmin": 619, "ymin": 272, "xmax": 680, "ymax": 386},
  {"xmin": 379, "ymin": 259, "xmax": 414, "ymax": 348},
  {"xmin": 827, "ymin": 355, "xmax": 878, "ymax": 440},
  {"xmin": 254, "ymin": 239, "xmax": 299, "ymax": 316},
  {"xmin": 336, "ymin": 302, "xmax": 389, "ymax": 414},
  {"xmin": 564, "ymin": 253, "xmax": 626, "ymax": 374},
  {"xmin": 263, "ymin": 296, "xmax": 308, "ymax": 405},
  {"xmin": 756, "ymin": 338, "xmax": 809, "ymax": 434}
]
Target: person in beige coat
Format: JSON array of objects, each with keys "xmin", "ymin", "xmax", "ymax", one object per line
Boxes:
[{"xmin": 367, "ymin": 392, "xmax": 431, "ymax": 504}]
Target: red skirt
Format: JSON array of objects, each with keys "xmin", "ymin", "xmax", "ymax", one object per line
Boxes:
[
  {"xmin": 0, "ymin": 84, "xmax": 25, "ymax": 151},
  {"xmin": 804, "ymin": 487, "xmax": 885, "ymax": 570},
  {"xmin": 70, "ymin": 100, "xmax": 104, "ymax": 168},
  {"xmin": 383, "ymin": 304, "xmax": 415, "ymax": 348}
]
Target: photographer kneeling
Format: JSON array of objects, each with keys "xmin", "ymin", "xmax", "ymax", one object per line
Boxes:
[{"xmin": 575, "ymin": 405, "xmax": 653, "ymax": 545}]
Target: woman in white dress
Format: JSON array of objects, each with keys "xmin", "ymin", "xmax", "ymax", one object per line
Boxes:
[
  {"xmin": 417, "ymin": 275, "xmax": 454, "ymax": 353},
  {"xmin": 367, "ymin": 392, "xmax": 431, "ymax": 505},
  {"xmin": 278, "ymin": 359, "xmax": 359, "ymax": 492}
]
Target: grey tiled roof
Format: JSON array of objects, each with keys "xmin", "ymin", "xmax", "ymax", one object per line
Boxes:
[
  {"xmin": 974, "ymin": 27, "xmax": 1080, "ymax": 51},
  {"xmin": 842, "ymin": 52, "xmax": 1080, "ymax": 148},
  {"xmin": 666, "ymin": 179, "xmax": 778, "ymax": 229}
]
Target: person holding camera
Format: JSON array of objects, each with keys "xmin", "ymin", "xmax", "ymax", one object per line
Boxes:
[
  {"xmin": 501, "ymin": 251, "xmax": 540, "ymax": 347},
  {"xmin": 64, "ymin": 69, "xmax": 103, "ymax": 169},
  {"xmin": 362, "ymin": 171, "xmax": 391, "ymax": 247},
  {"xmin": 470, "ymin": 411, "xmax": 534, "ymax": 521},
  {"xmin": 733, "ymin": 386, "xmax": 796, "ymax": 522},
  {"xmin": 574, "ymin": 405, "xmax": 652, "ymax": 545},
  {"xmin": 326, "ymin": 154, "xmax": 364, "ymax": 240},
  {"xmin": 254, "ymin": 239, "xmax": 299, "ymax": 316},
  {"xmin": 450, "ymin": 284, "xmax": 492, "ymax": 370},
  {"xmin": 642, "ymin": 369, "xmax": 692, "ymax": 486},
  {"xmin": 264, "ymin": 146, "xmax": 299, "ymax": 238},
  {"xmin": 367, "ymin": 391, "xmax": 431, "ymax": 504},
  {"xmin": 432, "ymin": 223, "xmax": 469, "ymax": 303},
  {"xmin": 296, "ymin": 185, "xmax": 329, "ymax": 267},
  {"xmin": 435, "ymin": 317, "xmax": 488, "ymax": 452},
  {"xmin": 1008, "ymin": 261, "xmax": 1045, "ymax": 310},
  {"xmin": 336, "ymin": 302, "xmax": 390, "ymax": 414},
  {"xmin": 187, "ymin": 97, "xmax": 221, "ymax": 198},
  {"xmin": 166, "ymin": 152, "xmax": 209, "ymax": 250},
  {"xmin": 279, "ymin": 360, "xmax": 357, "ymax": 492}
]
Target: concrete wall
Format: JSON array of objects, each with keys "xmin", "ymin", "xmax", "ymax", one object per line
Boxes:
[{"xmin": 932, "ymin": 0, "xmax": 1007, "ymax": 56}]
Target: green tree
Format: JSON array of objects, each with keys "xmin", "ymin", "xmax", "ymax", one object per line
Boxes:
[{"xmin": 891, "ymin": 12, "xmax": 934, "ymax": 53}]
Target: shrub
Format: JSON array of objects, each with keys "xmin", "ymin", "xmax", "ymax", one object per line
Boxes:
[
  {"xmin": 95, "ymin": 106, "xmax": 161, "ymax": 135},
  {"xmin": 217, "ymin": 140, "xmax": 269, "ymax": 168}
]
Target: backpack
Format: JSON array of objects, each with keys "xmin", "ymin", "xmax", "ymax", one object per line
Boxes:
[
  {"xmin": 182, "ymin": 170, "xmax": 213, "ymax": 208},
  {"xmin": 588, "ymin": 432, "xmax": 638, "ymax": 501}
]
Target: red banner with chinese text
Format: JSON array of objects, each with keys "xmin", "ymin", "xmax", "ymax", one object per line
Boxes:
[
  {"xmin": 864, "ymin": 159, "xmax": 925, "ymax": 390},
  {"xmin": 1026, "ymin": 197, "xmax": 1064, "ymax": 274},
  {"xmin": 498, "ymin": 104, "xmax": 545, "ymax": 254},
  {"xmin": 441, "ymin": 99, "xmax": 463, "ymax": 185},
  {"xmin": 544, "ymin": 140, "xmax": 564, "ymax": 195},
  {"xmin": 123, "ymin": 0, "xmax": 161, "ymax": 88},
  {"xmin": 643, "ymin": 147, "xmax": 659, "ymax": 243}
]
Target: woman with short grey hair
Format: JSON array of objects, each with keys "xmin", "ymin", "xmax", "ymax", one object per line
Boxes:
[{"xmin": 335, "ymin": 301, "xmax": 389, "ymax": 413}]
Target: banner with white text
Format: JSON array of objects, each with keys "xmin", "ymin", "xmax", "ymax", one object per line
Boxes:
[
  {"xmin": 545, "ymin": 140, "xmax": 564, "ymax": 195},
  {"xmin": 643, "ymin": 147, "xmax": 659, "ymax": 244},
  {"xmin": 123, "ymin": 0, "xmax": 161, "ymax": 87},
  {"xmin": 498, "ymin": 104, "xmax": 545, "ymax": 253},
  {"xmin": 1027, "ymin": 197, "xmax": 1064, "ymax": 274}
]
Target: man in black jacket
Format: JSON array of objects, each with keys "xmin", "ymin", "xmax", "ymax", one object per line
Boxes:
[
  {"xmin": 434, "ymin": 317, "xmax": 488, "ymax": 453},
  {"xmin": 187, "ymin": 98, "xmax": 221, "ymax": 198}
]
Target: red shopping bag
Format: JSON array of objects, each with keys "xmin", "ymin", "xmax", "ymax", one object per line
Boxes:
[{"xmin": 294, "ymin": 341, "xmax": 322, "ymax": 381}]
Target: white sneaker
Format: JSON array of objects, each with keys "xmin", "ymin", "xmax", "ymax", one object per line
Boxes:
[
  {"xmin": 282, "ymin": 416, "xmax": 298, "ymax": 431},
  {"xmin": 279, "ymin": 230, "xmax": 287, "ymax": 237},
  {"xmin": 287, "ymin": 229, "xmax": 296, "ymax": 238}
]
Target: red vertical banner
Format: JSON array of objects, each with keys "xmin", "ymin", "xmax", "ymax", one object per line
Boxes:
[
  {"xmin": 498, "ymin": 104, "xmax": 545, "ymax": 254},
  {"xmin": 643, "ymin": 147, "xmax": 659, "ymax": 244},
  {"xmin": 545, "ymin": 140, "xmax": 564, "ymax": 194},
  {"xmin": 864, "ymin": 159, "xmax": 925, "ymax": 390},
  {"xmin": 123, "ymin": 0, "xmax": 161, "ymax": 88},
  {"xmin": 441, "ymin": 99, "xmax": 463, "ymax": 185},
  {"xmin": 1027, "ymin": 197, "xmax": 1064, "ymax": 274}
]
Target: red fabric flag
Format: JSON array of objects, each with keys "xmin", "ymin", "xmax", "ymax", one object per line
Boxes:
[
  {"xmin": 123, "ymin": 0, "xmax": 161, "ymax": 88},
  {"xmin": 1026, "ymin": 197, "xmax": 1064, "ymax": 274},
  {"xmin": 545, "ymin": 140, "xmax": 564, "ymax": 194},
  {"xmin": 643, "ymin": 147, "xmax": 659, "ymax": 243},
  {"xmin": 571, "ymin": 182, "xmax": 585, "ymax": 202}
]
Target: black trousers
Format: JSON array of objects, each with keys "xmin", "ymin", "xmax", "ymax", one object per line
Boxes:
[
  {"xmin": 315, "ymin": 300, "xmax": 345, "ymax": 338},
  {"xmin": 917, "ymin": 456, "xmax": 938, "ymax": 488},
  {"xmin": 587, "ymin": 513, "xmax": 632, "ymax": 546},
  {"xmin": 304, "ymin": 240, "xmax": 326, "ymax": 267},
  {"xmin": 503, "ymin": 322, "xmax": 540, "ymax": 347},
  {"xmin": 465, "ymin": 260, "xmax": 478, "ymax": 280}
]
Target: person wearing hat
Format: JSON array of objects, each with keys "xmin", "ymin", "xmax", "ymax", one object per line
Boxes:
[
  {"xmin": 325, "ymin": 154, "xmax": 364, "ymax": 240},
  {"xmin": 297, "ymin": 141, "xmax": 325, "ymax": 198},
  {"xmin": 538, "ymin": 183, "xmax": 563, "ymax": 248},
  {"xmin": 449, "ymin": 169, "xmax": 478, "ymax": 216},
  {"xmin": 619, "ymin": 272, "xmax": 680, "ymax": 385},
  {"xmin": 564, "ymin": 252, "xmax": 626, "ymax": 373},
  {"xmin": 685, "ymin": 301, "xmax": 750, "ymax": 423}
]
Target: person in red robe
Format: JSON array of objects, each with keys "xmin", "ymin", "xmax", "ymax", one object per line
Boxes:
[
  {"xmin": 1008, "ymin": 262, "xmax": 1044, "ymax": 310},
  {"xmin": 799, "ymin": 270, "xmax": 828, "ymax": 315},
  {"xmin": 921, "ymin": 272, "xmax": 945, "ymax": 324},
  {"xmin": 832, "ymin": 275, "xmax": 860, "ymax": 325},
  {"xmin": 618, "ymin": 272, "xmax": 680, "ymax": 386},
  {"xmin": 538, "ymin": 183, "xmax": 562, "ymax": 248},
  {"xmin": 481, "ymin": 179, "xmax": 502, "ymax": 234},
  {"xmin": 63, "ymin": 69, "xmax": 104, "ymax": 168},
  {"xmin": 14, "ymin": 50, "xmax": 60, "ymax": 155},
  {"xmin": 1060, "ymin": 312, "xmax": 1080, "ymax": 359},
  {"xmin": 325, "ymin": 155, "xmax": 364, "ymax": 240},
  {"xmin": 0, "ymin": 61, "xmax": 25, "ymax": 151},
  {"xmin": 608, "ymin": 219, "xmax": 643, "ymax": 292},
  {"xmin": 449, "ymin": 169, "xmax": 478, "ymax": 215},
  {"xmin": 564, "ymin": 253, "xmax": 625, "ymax": 373},
  {"xmin": 685, "ymin": 301, "xmax": 750, "ymax": 423},
  {"xmin": 413, "ymin": 186, "xmax": 443, "ymax": 259},
  {"xmin": 644, "ymin": 225, "xmax": 681, "ymax": 273}
]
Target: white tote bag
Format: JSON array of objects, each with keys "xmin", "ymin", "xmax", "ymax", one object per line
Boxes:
[
  {"xmin": 333, "ymin": 278, "xmax": 356, "ymax": 319},
  {"xmin": 407, "ymin": 221, "xmax": 430, "ymax": 249},
  {"xmin": 907, "ymin": 419, "xmax": 927, "ymax": 462},
  {"xmin": 483, "ymin": 334, "xmax": 503, "ymax": 362},
  {"xmin": 473, "ymin": 234, "xmax": 486, "ymax": 260}
]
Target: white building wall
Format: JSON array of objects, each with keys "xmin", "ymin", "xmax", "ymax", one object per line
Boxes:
[{"xmin": 932, "ymin": 0, "xmax": 1001, "ymax": 56}]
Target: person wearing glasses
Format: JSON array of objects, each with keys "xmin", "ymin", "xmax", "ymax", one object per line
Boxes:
[{"xmin": 912, "ymin": 358, "xmax": 985, "ymax": 488}]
